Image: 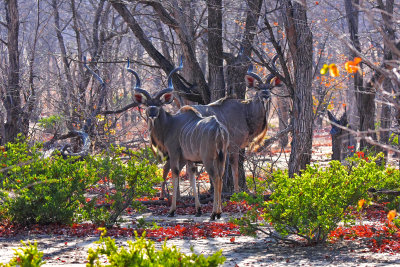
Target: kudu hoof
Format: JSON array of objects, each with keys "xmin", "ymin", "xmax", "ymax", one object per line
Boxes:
[
  {"xmin": 167, "ymin": 211, "xmax": 175, "ymax": 217},
  {"xmin": 195, "ymin": 208, "xmax": 202, "ymax": 217},
  {"xmin": 210, "ymin": 213, "xmax": 216, "ymax": 221}
]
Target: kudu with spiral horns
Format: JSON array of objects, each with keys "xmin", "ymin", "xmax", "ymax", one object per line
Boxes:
[
  {"xmin": 158, "ymin": 56, "xmax": 281, "ymax": 196},
  {"xmin": 128, "ymin": 58, "xmax": 229, "ymax": 220}
]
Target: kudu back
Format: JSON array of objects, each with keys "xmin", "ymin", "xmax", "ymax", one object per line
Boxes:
[
  {"xmin": 128, "ymin": 59, "xmax": 229, "ymax": 220},
  {"xmin": 159, "ymin": 57, "xmax": 280, "ymax": 195}
]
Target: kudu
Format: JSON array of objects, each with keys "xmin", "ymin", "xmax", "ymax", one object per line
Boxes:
[
  {"xmin": 128, "ymin": 59, "xmax": 229, "ymax": 220},
  {"xmin": 159, "ymin": 56, "xmax": 280, "ymax": 196}
]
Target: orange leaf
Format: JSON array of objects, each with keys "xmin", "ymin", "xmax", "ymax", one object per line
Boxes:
[
  {"xmin": 345, "ymin": 61, "xmax": 359, "ymax": 73},
  {"xmin": 358, "ymin": 199, "xmax": 365, "ymax": 209},
  {"xmin": 353, "ymin": 57, "xmax": 362, "ymax": 64},
  {"xmin": 388, "ymin": 210, "xmax": 397, "ymax": 222}
]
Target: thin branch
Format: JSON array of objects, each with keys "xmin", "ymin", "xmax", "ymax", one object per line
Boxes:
[
  {"xmin": 138, "ymin": 0, "xmax": 179, "ymax": 29},
  {"xmin": 0, "ymin": 38, "xmax": 7, "ymax": 46},
  {"xmin": 262, "ymin": 12, "xmax": 294, "ymax": 95},
  {"xmin": 100, "ymin": 102, "xmax": 139, "ymax": 115},
  {"xmin": 256, "ymin": 125, "xmax": 293, "ymax": 152},
  {"xmin": 324, "ymin": 116, "xmax": 400, "ymax": 154}
]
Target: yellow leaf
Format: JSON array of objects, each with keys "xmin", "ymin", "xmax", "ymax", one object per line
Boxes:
[{"xmin": 328, "ymin": 64, "xmax": 339, "ymax": 77}]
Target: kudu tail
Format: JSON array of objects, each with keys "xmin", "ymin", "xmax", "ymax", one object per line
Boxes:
[
  {"xmin": 215, "ymin": 124, "xmax": 229, "ymax": 178},
  {"xmin": 249, "ymin": 126, "xmax": 268, "ymax": 152},
  {"xmin": 249, "ymin": 103, "xmax": 271, "ymax": 152}
]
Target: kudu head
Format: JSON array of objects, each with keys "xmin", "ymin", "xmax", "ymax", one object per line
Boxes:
[
  {"xmin": 128, "ymin": 57, "xmax": 183, "ymax": 127},
  {"xmin": 245, "ymin": 55, "xmax": 281, "ymax": 101}
]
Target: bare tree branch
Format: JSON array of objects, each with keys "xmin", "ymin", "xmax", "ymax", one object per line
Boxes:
[{"xmin": 100, "ymin": 102, "xmax": 139, "ymax": 115}]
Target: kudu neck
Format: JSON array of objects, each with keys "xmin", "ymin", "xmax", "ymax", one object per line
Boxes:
[{"xmin": 149, "ymin": 108, "xmax": 171, "ymax": 141}]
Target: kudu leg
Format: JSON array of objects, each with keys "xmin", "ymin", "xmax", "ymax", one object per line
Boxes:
[
  {"xmin": 160, "ymin": 161, "xmax": 170, "ymax": 199},
  {"xmin": 187, "ymin": 162, "xmax": 201, "ymax": 217},
  {"xmin": 210, "ymin": 177, "xmax": 218, "ymax": 221},
  {"xmin": 231, "ymin": 153, "xmax": 240, "ymax": 193},
  {"xmin": 168, "ymin": 165, "xmax": 180, "ymax": 217},
  {"xmin": 216, "ymin": 176, "xmax": 223, "ymax": 219}
]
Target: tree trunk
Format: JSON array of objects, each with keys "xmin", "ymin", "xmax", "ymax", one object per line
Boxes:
[
  {"xmin": 3, "ymin": 0, "xmax": 25, "ymax": 143},
  {"xmin": 280, "ymin": 0, "xmax": 314, "ymax": 177},
  {"xmin": 380, "ymin": 79, "xmax": 392, "ymax": 156},
  {"xmin": 345, "ymin": 0, "xmax": 376, "ymax": 150},
  {"xmin": 378, "ymin": 0, "xmax": 395, "ymax": 161},
  {"xmin": 207, "ymin": 0, "xmax": 225, "ymax": 101}
]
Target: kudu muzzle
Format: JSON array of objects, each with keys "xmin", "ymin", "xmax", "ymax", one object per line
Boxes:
[
  {"xmin": 147, "ymin": 106, "xmax": 160, "ymax": 127},
  {"xmin": 260, "ymin": 89, "xmax": 271, "ymax": 100}
]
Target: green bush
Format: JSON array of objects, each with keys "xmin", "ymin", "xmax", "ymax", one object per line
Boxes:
[
  {"xmin": 0, "ymin": 232, "xmax": 225, "ymax": 267},
  {"xmin": 0, "ymin": 241, "xmax": 45, "ymax": 267},
  {"xmin": 0, "ymin": 138, "xmax": 162, "ymax": 226},
  {"xmin": 233, "ymin": 153, "xmax": 400, "ymax": 245},
  {"xmin": 0, "ymin": 137, "xmax": 98, "ymax": 225},
  {"xmin": 38, "ymin": 115, "xmax": 64, "ymax": 133},
  {"xmin": 130, "ymin": 146, "xmax": 159, "ymax": 165},
  {"xmin": 87, "ymin": 229, "xmax": 226, "ymax": 267},
  {"xmin": 80, "ymin": 145, "xmax": 162, "ymax": 226}
]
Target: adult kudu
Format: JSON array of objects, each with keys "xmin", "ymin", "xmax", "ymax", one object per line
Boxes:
[
  {"xmin": 129, "ymin": 59, "xmax": 229, "ymax": 220},
  {"xmin": 159, "ymin": 56, "xmax": 280, "ymax": 196}
]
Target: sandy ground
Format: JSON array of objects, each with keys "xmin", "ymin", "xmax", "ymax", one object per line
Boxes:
[{"xmin": 2, "ymin": 213, "xmax": 400, "ymax": 267}]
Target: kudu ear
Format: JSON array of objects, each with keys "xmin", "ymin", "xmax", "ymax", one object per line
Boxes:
[
  {"xmin": 155, "ymin": 88, "xmax": 174, "ymax": 104},
  {"xmin": 133, "ymin": 92, "xmax": 148, "ymax": 104},
  {"xmin": 133, "ymin": 87, "xmax": 151, "ymax": 104},
  {"xmin": 160, "ymin": 92, "xmax": 174, "ymax": 104},
  {"xmin": 270, "ymin": 77, "xmax": 282, "ymax": 87},
  {"xmin": 245, "ymin": 75, "xmax": 257, "ymax": 89}
]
